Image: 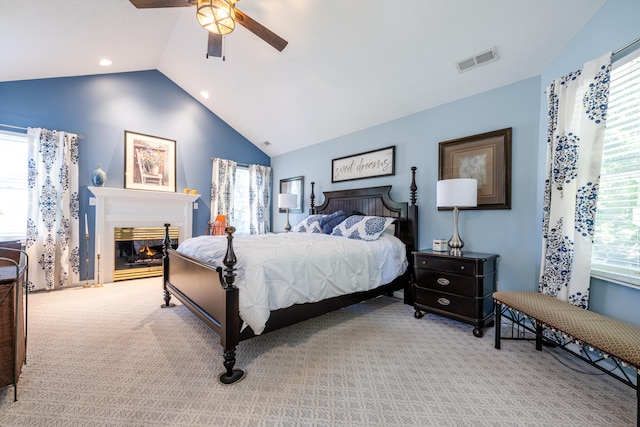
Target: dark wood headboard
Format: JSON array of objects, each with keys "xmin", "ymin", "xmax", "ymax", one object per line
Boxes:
[{"xmin": 308, "ymin": 167, "xmax": 419, "ymax": 267}]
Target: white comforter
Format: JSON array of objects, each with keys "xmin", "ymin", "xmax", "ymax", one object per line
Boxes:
[{"xmin": 177, "ymin": 232, "xmax": 408, "ymax": 334}]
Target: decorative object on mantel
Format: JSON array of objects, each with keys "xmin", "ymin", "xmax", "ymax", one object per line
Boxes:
[
  {"xmin": 278, "ymin": 193, "xmax": 298, "ymax": 232},
  {"xmin": 436, "ymin": 178, "xmax": 477, "ymax": 256},
  {"xmin": 331, "ymin": 146, "xmax": 395, "ymax": 183},
  {"xmin": 91, "ymin": 163, "xmax": 107, "ymax": 187},
  {"xmin": 124, "ymin": 131, "xmax": 176, "ymax": 193}
]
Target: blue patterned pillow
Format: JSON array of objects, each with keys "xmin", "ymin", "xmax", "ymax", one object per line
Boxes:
[
  {"xmin": 318, "ymin": 210, "xmax": 347, "ymax": 234},
  {"xmin": 292, "ymin": 215, "xmax": 324, "ymax": 233},
  {"xmin": 331, "ymin": 215, "xmax": 395, "ymax": 241}
]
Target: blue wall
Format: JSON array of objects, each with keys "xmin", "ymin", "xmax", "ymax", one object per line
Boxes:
[
  {"xmin": 272, "ymin": 0, "xmax": 640, "ymax": 325},
  {"xmin": 0, "ymin": 70, "xmax": 269, "ymax": 281}
]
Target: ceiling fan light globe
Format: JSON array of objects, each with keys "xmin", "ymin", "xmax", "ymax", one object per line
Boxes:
[{"xmin": 196, "ymin": 0, "xmax": 235, "ymax": 35}]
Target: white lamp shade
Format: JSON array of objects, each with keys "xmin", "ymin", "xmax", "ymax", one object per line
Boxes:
[
  {"xmin": 436, "ymin": 179, "xmax": 478, "ymax": 208},
  {"xmin": 278, "ymin": 193, "xmax": 298, "ymax": 209}
]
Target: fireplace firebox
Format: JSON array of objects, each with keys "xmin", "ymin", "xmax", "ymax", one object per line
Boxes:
[{"xmin": 113, "ymin": 226, "xmax": 178, "ymax": 281}]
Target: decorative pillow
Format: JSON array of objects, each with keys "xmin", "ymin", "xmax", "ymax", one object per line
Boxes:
[
  {"xmin": 292, "ymin": 215, "xmax": 324, "ymax": 233},
  {"xmin": 318, "ymin": 210, "xmax": 347, "ymax": 234},
  {"xmin": 331, "ymin": 215, "xmax": 395, "ymax": 241}
]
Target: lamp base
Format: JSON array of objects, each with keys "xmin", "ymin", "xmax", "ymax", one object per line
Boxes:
[
  {"xmin": 284, "ymin": 209, "xmax": 291, "ymax": 232},
  {"xmin": 448, "ymin": 206, "xmax": 464, "ymax": 256},
  {"xmin": 448, "ymin": 247, "xmax": 463, "ymax": 257}
]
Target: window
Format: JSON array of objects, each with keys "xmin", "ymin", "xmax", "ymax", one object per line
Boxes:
[
  {"xmin": 591, "ymin": 48, "xmax": 640, "ymax": 287},
  {"xmin": 233, "ymin": 167, "xmax": 250, "ymax": 234},
  {"xmin": 0, "ymin": 130, "xmax": 28, "ymax": 241}
]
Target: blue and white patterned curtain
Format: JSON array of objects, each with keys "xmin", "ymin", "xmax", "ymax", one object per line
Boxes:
[
  {"xmin": 539, "ymin": 53, "xmax": 611, "ymax": 308},
  {"xmin": 210, "ymin": 158, "xmax": 237, "ymax": 226},
  {"xmin": 248, "ymin": 164, "xmax": 271, "ymax": 234},
  {"xmin": 26, "ymin": 128, "xmax": 80, "ymax": 291}
]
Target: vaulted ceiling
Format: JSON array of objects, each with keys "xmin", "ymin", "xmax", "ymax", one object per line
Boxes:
[{"xmin": 0, "ymin": 0, "xmax": 606, "ymax": 156}]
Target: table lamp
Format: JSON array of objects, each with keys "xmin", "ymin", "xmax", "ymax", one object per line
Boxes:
[
  {"xmin": 436, "ymin": 178, "xmax": 477, "ymax": 256},
  {"xmin": 278, "ymin": 193, "xmax": 298, "ymax": 232}
]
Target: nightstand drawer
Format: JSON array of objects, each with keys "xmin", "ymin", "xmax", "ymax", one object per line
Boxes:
[
  {"xmin": 414, "ymin": 269, "xmax": 478, "ymax": 297},
  {"xmin": 414, "ymin": 288, "xmax": 494, "ymax": 320},
  {"xmin": 414, "ymin": 255, "xmax": 476, "ymax": 276}
]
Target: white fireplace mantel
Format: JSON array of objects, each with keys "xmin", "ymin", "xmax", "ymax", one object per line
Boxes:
[{"xmin": 88, "ymin": 186, "xmax": 200, "ymax": 283}]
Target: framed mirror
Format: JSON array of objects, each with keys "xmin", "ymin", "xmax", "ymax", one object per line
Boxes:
[{"xmin": 279, "ymin": 176, "xmax": 304, "ymax": 213}]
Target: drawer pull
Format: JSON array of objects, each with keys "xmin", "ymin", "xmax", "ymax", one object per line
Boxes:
[
  {"xmin": 437, "ymin": 298, "xmax": 451, "ymax": 306},
  {"xmin": 421, "ymin": 260, "xmax": 427, "ymax": 265},
  {"xmin": 436, "ymin": 278, "xmax": 450, "ymax": 286},
  {"xmin": 459, "ymin": 266, "xmax": 465, "ymax": 270}
]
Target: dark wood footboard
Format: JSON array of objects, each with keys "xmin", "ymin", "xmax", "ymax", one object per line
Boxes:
[
  {"xmin": 162, "ymin": 225, "xmax": 244, "ymax": 384},
  {"xmin": 161, "ymin": 168, "xmax": 419, "ymax": 385}
]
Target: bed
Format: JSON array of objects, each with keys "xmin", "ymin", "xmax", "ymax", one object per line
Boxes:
[{"xmin": 160, "ymin": 168, "xmax": 419, "ymax": 384}]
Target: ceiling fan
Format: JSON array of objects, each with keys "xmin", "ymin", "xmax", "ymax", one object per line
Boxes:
[{"xmin": 129, "ymin": 0, "xmax": 288, "ymax": 58}]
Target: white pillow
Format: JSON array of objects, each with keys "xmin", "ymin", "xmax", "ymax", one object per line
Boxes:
[
  {"xmin": 292, "ymin": 215, "xmax": 324, "ymax": 233},
  {"xmin": 331, "ymin": 215, "xmax": 395, "ymax": 241}
]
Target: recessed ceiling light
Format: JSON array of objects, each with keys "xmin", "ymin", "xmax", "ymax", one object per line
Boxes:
[
  {"xmin": 99, "ymin": 58, "xmax": 112, "ymax": 66},
  {"xmin": 200, "ymin": 91, "xmax": 210, "ymax": 99}
]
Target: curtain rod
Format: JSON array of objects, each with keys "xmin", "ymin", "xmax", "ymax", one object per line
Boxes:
[
  {"xmin": 210, "ymin": 158, "xmax": 250, "ymax": 168},
  {"xmin": 613, "ymin": 36, "xmax": 640, "ymax": 56},
  {"xmin": 0, "ymin": 123, "xmax": 84, "ymax": 139},
  {"xmin": 0, "ymin": 123, "xmax": 27, "ymax": 131}
]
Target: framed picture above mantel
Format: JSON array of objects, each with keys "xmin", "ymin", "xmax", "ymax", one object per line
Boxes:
[
  {"xmin": 124, "ymin": 131, "xmax": 176, "ymax": 193},
  {"xmin": 331, "ymin": 146, "xmax": 395, "ymax": 183},
  {"xmin": 438, "ymin": 128, "xmax": 512, "ymax": 210}
]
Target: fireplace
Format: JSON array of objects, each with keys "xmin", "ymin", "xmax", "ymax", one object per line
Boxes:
[
  {"xmin": 88, "ymin": 186, "xmax": 200, "ymax": 283},
  {"xmin": 113, "ymin": 226, "xmax": 179, "ymax": 281}
]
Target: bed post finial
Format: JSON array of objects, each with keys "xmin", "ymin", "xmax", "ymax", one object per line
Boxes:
[
  {"xmin": 410, "ymin": 166, "xmax": 417, "ymax": 206},
  {"xmin": 223, "ymin": 226, "xmax": 237, "ymax": 289},
  {"xmin": 310, "ymin": 181, "xmax": 316, "ymax": 214}
]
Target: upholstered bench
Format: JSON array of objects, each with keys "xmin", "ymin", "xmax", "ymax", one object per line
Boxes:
[{"xmin": 493, "ymin": 290, "xmax": 639, "ymax": 426}]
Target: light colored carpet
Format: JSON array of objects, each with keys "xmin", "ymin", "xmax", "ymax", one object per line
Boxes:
[{"xmin": 0, "ymin": 277, "xmax": 636, "ymax": 426}]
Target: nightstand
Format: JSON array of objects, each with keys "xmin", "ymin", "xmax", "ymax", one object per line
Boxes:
[{"xmin": 412, "ymin": 249, "xmax": 499, "ymax": 337}]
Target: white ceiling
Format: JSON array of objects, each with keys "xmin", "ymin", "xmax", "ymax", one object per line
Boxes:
[{"xmin": 0, "ymin": 0, "xmax": 606, "ymax": 157}]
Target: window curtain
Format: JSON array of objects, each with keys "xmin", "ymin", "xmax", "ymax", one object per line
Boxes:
[
  {"xmin": 248, "ymin": 164, "xmax": 271, "ymax": 234},
  {"xmin": 210, "ymin": 158, "xmax": 237, "ymax": 226},
  {"xmin": 539, "ymin": 53, "xmax": 611, "ymax": 308},
  {"xmin": 26, "ymin": 128, "xmax": 80, "ymax": 291}
]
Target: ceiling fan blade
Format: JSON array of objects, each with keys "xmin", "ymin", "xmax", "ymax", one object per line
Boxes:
[
  {"xmin": 207, "ymin": 33, "xmax": 223, "ymax": 58},
  {"xmin": 129, "ymin": 0, "xmax": 193, "ymax": 8},
  {"xmin": 234, "ymin": 9, "xmax": 288, "ymax": 52}
]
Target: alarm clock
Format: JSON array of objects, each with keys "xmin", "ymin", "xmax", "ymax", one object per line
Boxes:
[{"xmin": 432, "ymin": 239, "xmax": 448, "ymax": 251}]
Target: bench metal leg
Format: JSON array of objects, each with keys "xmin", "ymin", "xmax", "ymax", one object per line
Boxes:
[
  {"xmin": 494, "ymin": 302, "xmax": 501, "ymax": 350},
  {"xmin": 535, "ymin": 322, "xmax": 543, "ymax": 351}
]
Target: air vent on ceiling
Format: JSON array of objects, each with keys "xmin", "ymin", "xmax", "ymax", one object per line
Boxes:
[{"xmin": 456, "ymin": 47, "xmax": 499, "ymax": 73}]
